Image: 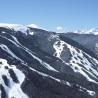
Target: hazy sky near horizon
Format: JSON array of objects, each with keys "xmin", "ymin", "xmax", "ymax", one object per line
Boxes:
[{"xmin": 0, "ymin": 0, "xmax": 98, "ymax": 31}]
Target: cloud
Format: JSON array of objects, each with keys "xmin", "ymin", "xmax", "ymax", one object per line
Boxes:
[
  {"xmin": 56, "ymin": 26, "xmax": 65, "ymax": 33},
  {"xmin": 57, "ymin": 26, "xmax": 63, "ymax": 31}
]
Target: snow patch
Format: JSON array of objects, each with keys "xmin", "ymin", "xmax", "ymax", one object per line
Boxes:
[
  {"xmin": 0, "ymin": 58, "xmax": 28, "ymax": 98},
  {"xmin": 53, "ymin": 40, "xmax": 65, "ymax": 58},
  {"xmin": 28, "ymin": 24, "xmax": 38, "ymax": 28}
]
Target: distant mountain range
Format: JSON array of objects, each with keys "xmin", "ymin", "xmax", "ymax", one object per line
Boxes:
[
  {"xmin": 74, "ymin": 28, "xmax": 98, "ymax": 35},
  {"xmin": 0, "ymin": 24, "xmax": 98, "ymax": 98}
]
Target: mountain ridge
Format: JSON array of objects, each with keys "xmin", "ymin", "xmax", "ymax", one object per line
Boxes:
[{"xmin": 0, "ymin": 24, "xmax": 98, "ymax": 98}]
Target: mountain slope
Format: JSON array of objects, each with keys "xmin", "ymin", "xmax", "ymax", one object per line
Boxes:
[{"xmin": 0, "ymin": 24, "xmax": 98, "ymax": 98}]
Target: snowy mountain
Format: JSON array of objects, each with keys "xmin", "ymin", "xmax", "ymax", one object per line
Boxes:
[
  {"xmin": 0, "ymin": 24, "xmax": 98, "ymax": 98},
  {"xmin": 74, "ymin": 28, "xmax": 98, "ymax": 35}
]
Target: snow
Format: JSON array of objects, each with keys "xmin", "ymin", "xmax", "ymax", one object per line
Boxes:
[
  {"xmin": 66, "ymin": 42, "xmax": 98, "ymax": 84},
  {"xmin": 0, "ymin": 34, "xmax": 20, "ymax": 47},
  {"xmin": 2, "ymin": 31, "xmax": 6, "ymax": 34},
  {"xmin": 87, "ymin": 90, "xmax": 96, "ymax": 96},
  {"xmin": 28, "ymin": 24, "xmax": 48, "ymax": 31},
  {"xmin": 53, "ymin": 38, "xmax": 98, "ymax": 84},
  {"xmin": 11, "ymin": 35, "xmax": 20, "ymax": 44},
  {"xmin": 74, "ymin": 28, "xmax": 98, "ymax": 35},
  {"xmin": 9, "ymin": 67, "xmax": 28, "ymax": 98},
  {"xmin": 2, "ymin": 29, "xmax": 58, "ymax": 72},
  {"xmin": 29, "ymin": 32, "xmax": 34, "ymax": 35},
  {"xmin": 53, "ymin": 38, "xmax": 98, "ymax": 85},
  {"xmin": 48, "ymin": 34, "xmax": 59, "ymax": 41},
  {"xmin": 27, "ymin": 65, "xmax": 60, "ymax": 82},
  {"xmin": 0, "ymin": 23, "xmax": 49, "ymax": 36},
  {"xmin": 0, "ymin": 34, "xmax": 58, "ymax": 72},
  {"xmin": 28, "ymin": 65, "xmax": 72, "ymax": 85},
  {"xmin": 11, "ymin": 38, "xmax": 59, "ymax": 72},
  {"xmin": 77, "ymin": 84, "xmax": 96, "ymax": 96},
  {"xmin": 0, "ymin": 44, "xmax": 23, "ymax": 62},
  {"xmin": 0, "ymin": 58, "xmax": 28, "ymax": 98},
  {"xmin": 28, "ymin": 24, "xmax": 38, "ymax": 28},
  {"xmin": 0, "ymin": 23, "xmax": 28, "ymax": 34},
  {"xmin": 25, "ymin": 48, "xmax": 59, "ymax": 72},
  {"xmin": 0, "ymin": 57, "xmax": 95, "ymax": 97},
  {"xmin": 0, "ymin": 23, "xmax": 98, "ymax": 97},
  {"xmin": 53, "ymin": 40, "xmax": 65, "ymax": 58}
]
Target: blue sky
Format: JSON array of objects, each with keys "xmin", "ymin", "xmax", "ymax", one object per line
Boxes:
[{"xmin": 0, "ymin": 0, "xmax": 98, "ymax": 31}]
